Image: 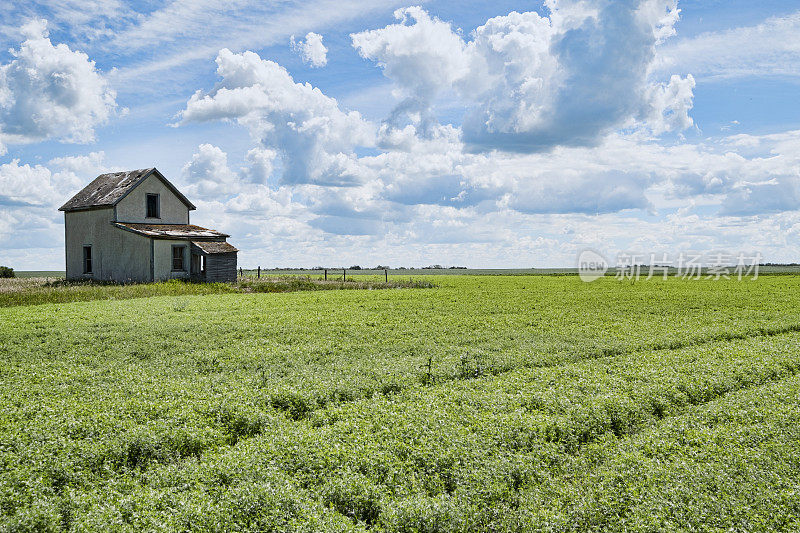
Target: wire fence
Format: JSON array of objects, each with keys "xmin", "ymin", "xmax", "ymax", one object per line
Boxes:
[{"xmin": 239, "ymin": 267, "xmax": 391, "ymax": 282}]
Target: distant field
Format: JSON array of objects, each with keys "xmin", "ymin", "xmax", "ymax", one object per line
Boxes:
[
  {"xmin": 243, "ymin": 267, "xmax": 577, "ymax": 276},
  {"xmin": 246, "ymin": 264, "xmax": 800, "ymax": 276},
  {"xmin": 14, "ymin": 270, "xmax": 66, "ymax": 278},
  {"xmin": 2, "ymin": 275, "xmax": 800, "ymax": 530},
  {"xmin": 15, "ymin": 264, "xmax": 800, "ymax": 280}
]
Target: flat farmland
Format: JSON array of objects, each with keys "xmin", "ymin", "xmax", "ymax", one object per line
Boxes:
[{"xmin": 2, "ymin": 275, "xmax": 800, "ymax": 531}]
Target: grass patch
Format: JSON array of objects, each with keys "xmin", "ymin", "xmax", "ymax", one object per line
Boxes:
[
  {"xmin": 0, "ymin": 276, "xmax": 435, "ymax": 307},
  {"xmin": 238, "ymin": 276, "xmax": 435, "ymax": 293}
]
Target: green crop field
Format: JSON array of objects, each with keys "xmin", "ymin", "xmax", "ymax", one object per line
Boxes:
[{"xmin": 2, "ymin": 275, "xmax": 800, "ymax": 531}]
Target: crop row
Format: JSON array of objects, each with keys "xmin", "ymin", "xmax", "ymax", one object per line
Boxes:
[
  {"xmin": 519, "ymin": 373, "xmax": 800, "ymax": 531},
  {"xmin": 3, "ymin": 276, "xmax": 800, "ymax": 423},
  {"xmin": 3, "ymin": 330, "xmax": 800, "ymax": 530}
]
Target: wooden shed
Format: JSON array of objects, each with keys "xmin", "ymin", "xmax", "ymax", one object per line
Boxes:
[{"xmin": 191, "ymin": 241, "xmax": 238, "ymax": 282}]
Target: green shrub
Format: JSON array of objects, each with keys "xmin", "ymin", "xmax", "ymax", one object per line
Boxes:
[{"xmin": 0, "ymin": 265, "xmax": 14, "ymax": 278}]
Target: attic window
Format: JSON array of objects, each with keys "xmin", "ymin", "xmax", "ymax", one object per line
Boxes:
[{"xmin": 146, "ymin": 194, "xmax": 160, "ymax": 218}]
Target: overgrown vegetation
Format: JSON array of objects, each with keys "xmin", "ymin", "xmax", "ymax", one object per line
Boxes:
[
  {"xmin": 238, "ymin": 276, "xmax": 435, "ymax": 294},
  {"xmin": 0, "ymin": 276, "xmax": 435, "ymax": 307},
  {"xmin": 2, "ymin": 275, "xmax": 800, "ymax": 530},
  {"xmin": 0, "ymin": 265, "xmax": 14, "ymax": 278}
]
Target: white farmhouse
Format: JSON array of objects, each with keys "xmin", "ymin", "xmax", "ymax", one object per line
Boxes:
[{"xmin": 60, "ymin": 168, "xmax": 238, "ymax": 282}]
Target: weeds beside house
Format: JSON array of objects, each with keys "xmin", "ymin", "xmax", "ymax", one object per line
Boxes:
[{"xmin": 0, "ymin": 276, "xmax": 435, "ymax": 307}]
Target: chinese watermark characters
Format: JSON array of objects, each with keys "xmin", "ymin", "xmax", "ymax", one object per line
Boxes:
[{"xmin": 578, "ymin": 250, "xmax": 762, "ymax": 282}]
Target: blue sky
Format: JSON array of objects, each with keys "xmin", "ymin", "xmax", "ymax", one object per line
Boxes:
[{"xmin": 1, "ymin": 0, "xmax": 799, "ymax": 269}]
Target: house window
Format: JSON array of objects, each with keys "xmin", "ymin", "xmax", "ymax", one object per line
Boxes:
[
  {"xmin": 146, "ymin": 193, "xmax": 160, "ymax": 218},
  {"xmin": 83, "ymin": 245, "xmax": 92, "ymax": 274},
  {"xmin": 172, "ymin": 245, "xmax": 186, "ymax": 271}
]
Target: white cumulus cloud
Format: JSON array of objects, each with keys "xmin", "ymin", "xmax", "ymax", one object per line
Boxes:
[
  {"xmin": 721, "ymin": 177, "xmax": 800, "ymax": 216},
  {"xmin": 639, "ymin": 74, "xmax": 696, "ymax": 135},
  {"xmin": 168, "ymin": 3, "xmax": 800, "ymax": 263},
  {"xmin": 352, "ymin": 1, "xmax": 690, "ymax": 153},
  {"xmin": 182, "ymin": 143, "xmax": 240, "ymax": 199},
  {"xmin": 242, "ymin": 146, "xmax": 278, "ymax": 184},
  {"xmin": 178, "ymin": 48, "xmax": 374, "ymax": 185},
  {"xmin": 290, "ymin": 32, "xmax": 328, "ymax": 67},
  {"xmin": 462, "ymin": 0, "xmax": 685, "ymax": 152},
  {"xmin": 0, "ymin": 160, "xmax": 61, "ymax": 207},
  {"xmin": 0, "ymin": 20, "xmax": 116, "ymax": 153},
  {"xmin": 352, "ymin": 6, "xmax": 470, "ymax": 135},
  {"xmin": 0, "ymin": 152, "xmax": 116, "ymax": 252}
]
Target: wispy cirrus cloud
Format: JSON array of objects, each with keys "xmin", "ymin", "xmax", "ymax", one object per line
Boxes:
[
  {"xmin": 106, "ymin": 0, "xmax": 416, "ymax": 85},
  {"xmin": 0, "ymin": 0, "xmax": 131, "ymax": 50},
  {"xmin": 656, "ymin": 10, "xmax": 800, "ymax": 79}
]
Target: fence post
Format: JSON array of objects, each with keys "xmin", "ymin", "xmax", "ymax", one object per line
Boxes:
[
  {"xmin": 385, "ymin": 269, "xmax": 388, "ymax": 282},
  {"xmin": 343, "ymin": 269, "xmax": 346, "ymax": 281},
  {"xmin": 257, "ymin": 266, "xmax": 260, "ymax": 279},
  {"xmin": 324, "ymin": 269, "xmax": 327, "ymax": 281},
  {"xmin": 239, "ymin": 267, "xmax": 243, "ymax": 278}
]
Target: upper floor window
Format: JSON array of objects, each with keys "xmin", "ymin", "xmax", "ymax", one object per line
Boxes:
[
  {"xmin": 83, "ymin": 245, "xmax": 92, "ymax": 274},
  {"xmin": 146, "ymin": 194, "xmax": 160, "ymax": 218}
]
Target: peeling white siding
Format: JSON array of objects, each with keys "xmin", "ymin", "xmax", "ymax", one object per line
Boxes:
[
  {"xmin": 64, "ymin": 208, "xmax": 151, "ymax": 282},
  {"xmin": 153, "ymin": 239, "xmax": 190, "ymax": 281},
  {"xmin": 115, "ymin": 174, "xmax": 190, "ymax": 224}
]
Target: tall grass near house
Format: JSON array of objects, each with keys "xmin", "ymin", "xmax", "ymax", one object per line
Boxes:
[{"xmin": 0, "ymin": 276, "xmax": 435, "ymax": 307}]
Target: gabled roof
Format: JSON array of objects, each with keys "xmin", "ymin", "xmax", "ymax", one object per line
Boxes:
[
  {"xmin": 59, "ymin": 168, "xmax": 196, "ymax": 212},
  {"xmin": 113, "ymin": 223, "xmax": 228, "ymax": 239},
  {"xmin": 191, "ymin": 240, "xmax": 239, "ymax": 254}
]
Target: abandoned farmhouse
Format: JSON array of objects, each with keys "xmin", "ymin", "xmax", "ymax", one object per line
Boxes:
[{"xmin": 60, "ymin": 168, "xmax": 238, "ymax": 282}]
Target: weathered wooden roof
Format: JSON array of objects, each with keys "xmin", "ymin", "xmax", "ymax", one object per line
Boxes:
[
  {"xmin": 191, "ymin": 240, "xmax": 239, "ymax": 254},
  {"xmin": 114, "ymin": 223, "xmax": 229, "ymax": 239},
  {"xmin": 59, "ymin": 168, "xmax": 196, "ymax": 212}
]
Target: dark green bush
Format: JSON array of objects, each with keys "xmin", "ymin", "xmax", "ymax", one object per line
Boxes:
[{"xmin": 0, "ymin": 265, "xmax": 14, "ymax": 278}]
